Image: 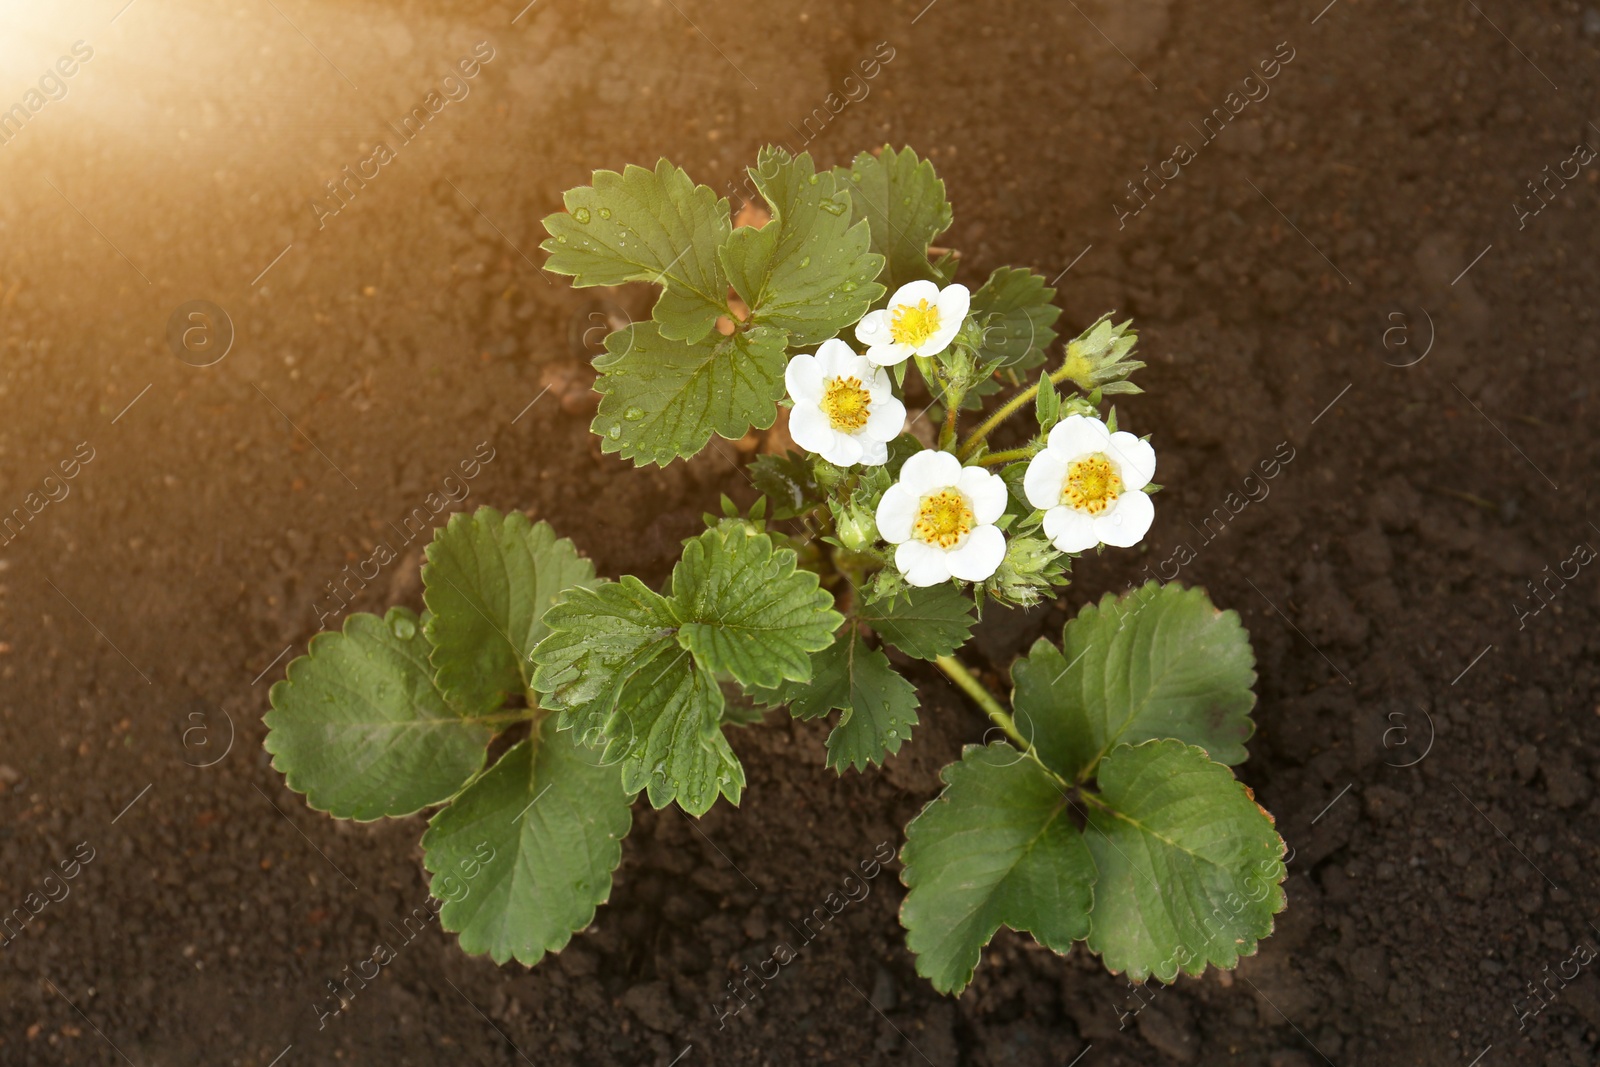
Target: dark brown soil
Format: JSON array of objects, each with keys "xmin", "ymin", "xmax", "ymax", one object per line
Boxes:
[{"xmin": 3, "ymin": 0, "xmax": 1599, "ymax": 1063}]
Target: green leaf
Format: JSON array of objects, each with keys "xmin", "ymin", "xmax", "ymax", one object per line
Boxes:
[
  {"xmin": 606, "ymin": 645, "xmax": 745, "ymax": 816},
  {"xmin": 422, "ymin": 718, "xmax": 632, "ymax": 967},
  {"xmin": 671, "ymin": 523, "xmax": 842, "ymax": 691},
  {"xmin": 1010, "ymin": 582, "xmax": 1257, "ymax": 782},
  {"xmin": 859, "ymin": 583, "xmax": 977, "ymax": 660},
  {"xmin": 1082, "ymin": 740, "xmax": 1285, "ymax": 981},
  {"xmin": 530, "ymin": 576, "xmax": 680, "ymax": 738},
  {"xmin": 900, "ymin": 743, "xmax": 1096, "ymax": 994},
  {"xmin": 833, "ymin": 146, "xmax": 953, "ymax": 295},
  {"xmin": 969, "ymin": 267, "xmax": 1062, "ymax": 372},
  {"xmin": 540, "ymin": 159, "xmax": 731, "ymax": 343},
  {"xmin": 749, "ymin": 451, "xmax": 823, "ymax": 520},
  {"xmin": 264, "ymin": 608, "xmax": 491, "ymax": 821},
  {"xmin": 423, "ymin": 508, "xmax": 598, "ymax": 715},
  {"xmin": 755, "ymin": 625, "xmax": 918, "ymax": 771},
  {"xmin": 1034, "ymin": 367, "xmax": 1061, "ymax": 432},
  {"xmin": 590, "ymin": 321, "xmax": 789, "ymax": 467},
  {"xmin": 823, "ymin": 634, "xmax": 919, "ymax": 773},
  {"xmin": 720, "ymin": 148, "xmax": 885, "ymax": 346}
]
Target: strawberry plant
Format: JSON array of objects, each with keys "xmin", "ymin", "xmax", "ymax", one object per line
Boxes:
[{"xmin": 264, "ymin": 144, "xmax": 1287, "ymax": 992}]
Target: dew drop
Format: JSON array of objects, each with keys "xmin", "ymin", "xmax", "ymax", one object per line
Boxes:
[
  {"xmin": 850, "ymin": 172, "xmax": 862, "ymax": 183},
  {"xmin": 607, "ymin": 424, "xmax": 622, "ymax": 440},
  {"xmin": 390, "ymin": 617, "xmax": 416, "ymax": 640},
  {"xmin": 841, "ymin": 281, "xmax": 858, "ymax": 292},
  {"xmin": 598, "ymin": 207, "xmax": 612, "ymax": 219},
  {"xmin": 623, "ymin": 406, "xmax": 646, "ymax": 421},
  {"xmin": 799, "ymin": 256, "xmax": 811, "ymax": 269},
  {"xmin": 808, "ymin": 173, "xmax": 819, "ymax": 185},
  {"xmin": 556, "ymin": 235, "xmax": 568, "ymax": 244},
  {"xmin": 573, "ymin": 207, "xmax": 592, "ymax": 224},
  {"xmin": 819, "ymin": 197, "xmax": 848, "ymax": 217}
]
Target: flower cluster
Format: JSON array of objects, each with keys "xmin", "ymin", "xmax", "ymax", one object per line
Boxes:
[{"xmin": 782, "ymin": 283, "xmax": 1158, "ymax": 589}]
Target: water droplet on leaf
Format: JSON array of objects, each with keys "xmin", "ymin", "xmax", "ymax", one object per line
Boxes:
[
  {"xmin": 598, "ymin": 207, "xmax": 612, "ymax": 219},
  {"xmin": 390, "ymin": 617, "xmax": 416, "ymax": 640},
  {"xmin": 572, "ymin": 207, "xmax": 591, "ymax": 224},
  {"xmin": 607, "ymin": 424, "xmax": 621, "ymax": 440},
  {"xmin": 623, "ymin": 406, "xmax": 645, "ymax": 421}
]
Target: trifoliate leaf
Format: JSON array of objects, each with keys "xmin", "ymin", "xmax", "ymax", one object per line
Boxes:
[
  {"xmin": 750, "ymin": 451, "xmax": 824, "ymax": 520},
  {"xmin": 604, "ymin": 645, "xmax": 744, "ymax": 816},
  {"xmin": 821, "ymin": 631, "xmax": 919, "ymax": 773},
  {"xmin": 422, "ymin": 718, "xmax": 632, "ymax": 966},
  {"xmin": 753, "ymin": 624, "xmax": 918, "ymax": 771},
  {"xmin": 833, "ymin": 146, "xmax": 952, "ymax": 295},
  {"xmin": 1082, "ymin": 740, "xmax": 1285, "ymax": 981},
  {"xmin": 671, "ymin": 523, "xmax": 841, "ymax": 691},
  {"xmin": 900, "ymin": 743, "xmax": 1095, "ymax": 994},
  {"xmin": 860, "ymin": 584, "xmax": 977, "ymax": 660},
  {"xmin": 1010, "ymin": 582, "xmax": 1257, "ymax": 782},
  {"xmin": 720, "ymin": 148, "xmax": 885, "ymax": 346},
  {"xmin": 530, "ymin": 576, "xmax": 681, "ymax": 738},
  {"xmin": 264, "ymin": 608, "xmax": 491, "ymax": 821},
  {"xmin": 969, "ymin": 267, "xmax": 1061, "ymax": 372},
  {"xmin": 423, "ymin": 508, "xmax": 597, "ymax": 715},
  {"xmin": 591, "ymin": 321, "xmax": 789, "ymax": 467},
  {"xmin": 540, "ymin": 159, "xmax": 731, "ymax": 343}
]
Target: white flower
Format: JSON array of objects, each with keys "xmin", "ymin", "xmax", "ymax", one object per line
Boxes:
[
  {"xmin": 854, "ymin": 280, "xmax": 971, "ymax": 366},
  {"xmin": 1023, "ymin": 414, "xmax": 1156, "ymax": 552},
  {"xmin": 785, "ymin": 340, "xmax": 906, "ymax": 467},
  {"xmin": 876, "ymin": 449, "xmax": 1008, "ymax": 586}
]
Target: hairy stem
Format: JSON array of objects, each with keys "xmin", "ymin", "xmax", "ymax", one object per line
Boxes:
[
  {"xmin": 938, "ymin": 393, "xmax": 962, "ymax": 451},
  {"xmin": 957, "ymin": 365, "xmax": 1079, "ymax": 460},
  {"xmin": 934, "ymin": 654, "xmax": 1030, "ymax": 751},
  {"xmin": 974, "ymin": 446, "xmax": 1036, "ymax": 467}
]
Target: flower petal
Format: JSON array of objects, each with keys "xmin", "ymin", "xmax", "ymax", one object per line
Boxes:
[
  {"xmin": 957, "ymin": 465, "xmax": 1009, "ymax": 525},
  {"xmin": 897, "ymin": 449, "xmax": 962, "ymax": 495},
  {"xmin": 820, "ymin": 431, "xmax": 865, "ymax": 468},
  {"xmin": 785, "ymin": 353, "xmax": 822, "ymax": 404},
  {"xmin": 888, "ymin": 279, "xmax": 941, "ymax": 310},
  {"xmin": 896, "ymin": 539, "xmax": 952, "ymax": 587},
  {"xmin": 1043, "ymin": 506, "xmax": 1100, "ymax": 553},
  {"xmin": 945, "ymin": 524, "xmax": 1006, "ymax": 582},
  {"xmin": 1047, "ymin": 414, "xmax": 1112, "ymax": 460},
  {"xmin": 788, "ymin": 402, "xmax": 834, "ymax": 454},
  {"xmin": 814, "ymin": 338, "xmax": 861, "ymax": 378},
  {"xmin": 1107, "ymin": 431, "xmax": 1156, "ymax": 491},
  {"xmin": 865, "ymin": 341, "xmax": 913, "ymax": 367},
  {"xmin": 855, "ymin": 310, "xmax": 894, "ymax": 349},
  {"xmin": 863, "ymin": 392, "xmax": 906, "ymax": 442},
  {"xmin": 1097, "ymin": 489, "xmax": 1154, "ymax": 548},
  {"xmin": 1023, "ymin": 450, "xmax": 1070, "ymax": 511},
  {"xmin": 857, "ymin": 436, "xmax": 890, "ymax": 467},
  {"xmin": 876, "ymin": 484, "xmax": 919, "ymax": 544},
  {"xmin": 914, "ymin": 283, "xmax": 970, "ymax": 357}
]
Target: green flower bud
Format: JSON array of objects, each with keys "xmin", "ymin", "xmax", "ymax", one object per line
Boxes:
[{"xmin": 1059, "ymin": 314, "xmax": 1146, "ymax": 395}]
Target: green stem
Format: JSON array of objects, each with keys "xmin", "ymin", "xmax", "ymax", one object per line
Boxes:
[
  {"xmin": 463, "ymin": 709, "xmax": 536, "ymax": 730},
  {"xmin": 934, "ymin": 654, "xmax": 1030, "ymax": 751},
  {"xmin": 974, "ymin": 446, "xmax": 1035, "ymax": 467},
  {"xmin": 938, "ymin": 392, "xmax": 962, "ymax": 451},
  {"xmin": 956, "ymin": 365, "xmax": 1079, "ymax": 461}
]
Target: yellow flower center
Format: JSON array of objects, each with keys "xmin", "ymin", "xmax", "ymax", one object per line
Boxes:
[
  {"xmin": 820, "ymin": 375, "xmax": 872, "ymax": 432},
  {"xmin": 913, "ymin": 487, "xmax": 974, "ymax": 549},
  {"xmin": 890, "ymin": 298, "xmax": 941, "ymax": 348},
  {"xmin": 1063, "ymin": 453, "xmax": 1124, "ymax": 515}
]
